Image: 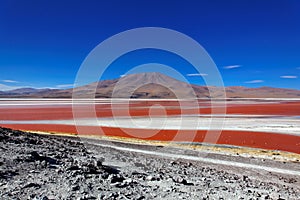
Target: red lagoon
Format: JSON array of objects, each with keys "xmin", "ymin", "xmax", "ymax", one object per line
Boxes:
[{"xmin": 1, "ymin": 100, "xmax": 300, "ymax": 153}]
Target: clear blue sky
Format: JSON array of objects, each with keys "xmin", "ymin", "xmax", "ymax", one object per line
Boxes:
[{"xmin": 0, "ymin": 0, "xmax": 299, "ymax": 90}]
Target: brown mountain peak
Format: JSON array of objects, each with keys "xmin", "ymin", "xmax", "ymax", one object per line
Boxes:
[{"xmin": 1, "ymin": 72, "xmax": 300, "ymax": 98}]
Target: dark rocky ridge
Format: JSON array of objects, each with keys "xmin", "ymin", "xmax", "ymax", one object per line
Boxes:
[{"xmin": 1, "ymin": 127, "xmax": 300, "ymax": 199}]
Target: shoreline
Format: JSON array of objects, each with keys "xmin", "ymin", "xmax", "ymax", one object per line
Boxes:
[{"xmin": 9, "ymin": 126, "xmax": 300, "ymax": 163}]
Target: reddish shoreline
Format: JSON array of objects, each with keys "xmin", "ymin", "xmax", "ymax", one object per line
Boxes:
[{"xmin": 2, "ymin": 123, "xmax": 300, "ymax": 154}]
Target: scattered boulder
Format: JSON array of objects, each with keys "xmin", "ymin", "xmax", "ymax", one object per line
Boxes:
[
  {"xmin": 23, "ymin": 182, "xmax": 41, "ymax": 189},
  {"xmin": 172, "ymin": 176, "xmax": 194, "ymax": 185},
  {"xmin": 108, "ymin": 174, "xmax": 125, "ymax": 184}
]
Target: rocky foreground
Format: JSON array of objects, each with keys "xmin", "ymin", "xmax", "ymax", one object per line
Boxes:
[{"xmin": 1, "ymin": 127, "xmax": 300, "ymax": 199}]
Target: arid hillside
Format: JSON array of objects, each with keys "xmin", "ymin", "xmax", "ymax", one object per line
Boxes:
[{"xmin": 0, "ymin": 72, "xmax": 300, "ymax": 98}]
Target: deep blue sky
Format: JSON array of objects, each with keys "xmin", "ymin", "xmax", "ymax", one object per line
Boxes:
[{"xmin": 0, "ymin": 0, "xmax": 299, "ymax": 90}]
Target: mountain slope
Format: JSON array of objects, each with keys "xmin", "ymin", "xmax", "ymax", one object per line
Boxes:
[
  {"xmin": 105, "ymin": 72, "xmax": 197, "ymax": 99},
  {"xmin": 71, "ymin": 72, "xmax": 201, "ymax": 99},
  {"xmin": 0, "ymin": 72, "xmax": 300, "ymax": 98}
]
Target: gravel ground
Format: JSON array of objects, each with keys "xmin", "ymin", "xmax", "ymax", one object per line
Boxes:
[{"xmin": 1, "ymin": 127, "xmax": 300, "ymax": 200}]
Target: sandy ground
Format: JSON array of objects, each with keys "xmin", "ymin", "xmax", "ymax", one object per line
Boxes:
[{"xmin": 1, "ymin": 127, "xmax": 300, "ymax": 199}]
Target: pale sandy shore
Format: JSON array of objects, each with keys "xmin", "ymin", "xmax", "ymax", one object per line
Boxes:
[{"xmin": 0, "ymin": 97, "xmax": 299, "ymax": 106}]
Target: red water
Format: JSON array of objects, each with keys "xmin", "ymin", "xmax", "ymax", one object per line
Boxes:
[
  {"xmin": 2, "ymin": 123, "xmax": 300, "ymax": 154},
  {"xmin": 1, "ymin": 100, "xmax": 300, "ymax": 153}
]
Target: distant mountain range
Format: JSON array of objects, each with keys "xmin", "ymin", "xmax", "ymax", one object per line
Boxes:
[{"xmin": 1, "ymin": 72, "xmax": 300, "ymax": 98}]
